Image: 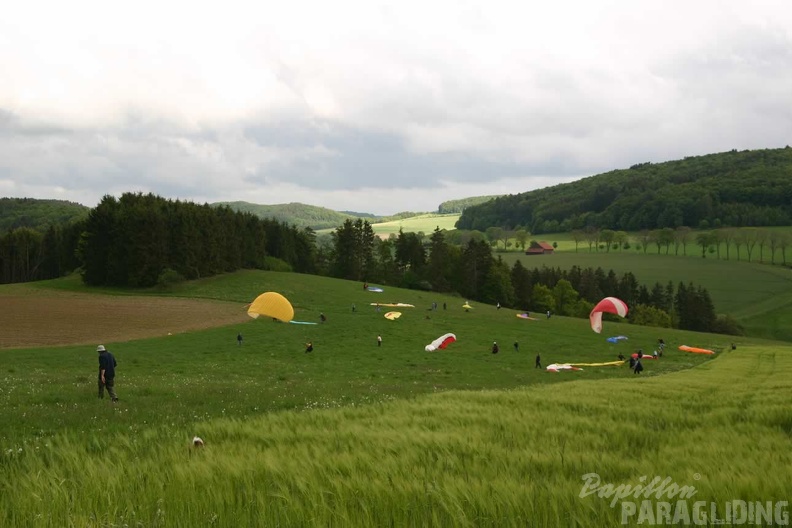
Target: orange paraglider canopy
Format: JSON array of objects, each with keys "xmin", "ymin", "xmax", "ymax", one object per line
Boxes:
[{"xmin": 678, "ymin": 345, "xmax": 715, "ymax": 355}]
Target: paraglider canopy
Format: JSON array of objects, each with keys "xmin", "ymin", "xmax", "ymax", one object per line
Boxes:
[
  {"xmin": 606, "ymin": 335, "xmax": 629, "ymax": 343},
  {"xmin": 589, "ymin": 297, "xmax": 628, "ymax": 334},
  {"xmin": 425, "ymin": 333, "xmax": 456, "ymax": 352},
  {"xmin": 384, "ymin": 311, "xmax": 402, "ymax": 320},
  {"xmin": 546, "ymin": 363, "xmax": 582, "ymax": 372},
  {"xmin": 247, "ymin": 292, "xmax": 294, "ymax": 322},
  {"xmin": 679, "ymin": 345, "xmax": 715, "ymax": 355}
]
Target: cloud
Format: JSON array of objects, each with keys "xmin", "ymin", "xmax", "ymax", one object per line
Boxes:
[{"xmin": 1, "ymin": 1, "xmax": 792, "ymax": 213}]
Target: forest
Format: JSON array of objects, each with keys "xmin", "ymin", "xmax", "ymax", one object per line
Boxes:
[
  {"xmin": 0, "ymin": 197, "xmax": 88, "ymax": 232},
  {"xmin": 456, "ymin": 147, "xmax": 792, "ymax": 233}
]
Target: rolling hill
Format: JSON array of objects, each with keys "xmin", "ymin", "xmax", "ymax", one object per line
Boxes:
[
  {"xmin": 212, "ymin": 201, "xmax": 362, "ymax": 230},
  {"xmin": 456, "ymin": 147, "xmax": 792, "ymax": 233},
  {"xmin": 0, "ymin": 197, "xmax": 89, "ymax": 233}
]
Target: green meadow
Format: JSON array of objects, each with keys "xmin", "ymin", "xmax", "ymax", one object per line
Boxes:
[
  {"xmin": 368, "ymin": 213, "xmax": 461, "ymax": 237},
  {"xmin": 498, "ymin": 244, "xmax": 792, "ymax": 342},
  {"xmin": 314, "ymin": 213, "xmax": 461, "ymax": 238},
  {"xmin": 1, "ymin": 271, "xmax": 790, "ymax": 526}
]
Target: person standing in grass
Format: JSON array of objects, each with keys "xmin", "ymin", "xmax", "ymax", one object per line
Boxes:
[
  {"xmin": 633, "ymin": 350, "xmax": 644, "ymax": 374},
  {"xmin": 492, "ymin": 341, "xmax": 499, "ymax": 354},
  {"xmin": 237, "ymin": 332, "xmax": 243, "ymax": 346},
  {"xmin": 305, "ymin": 340, "xmax": 313, "ymax": 353},
  {"xmin": 535, "ymin": 354, "xmax": 541, "ymax": 368},
  {"xmin": 513, "ymin": 341, "xmax": 519, "ymax": 352},
  {"xmin": 97, "ymin": 345, "xmax": 118, "ymax": 402},
  {"xmin": 377, "ymin": 335, "xmax": 382, "ymax": 347}
]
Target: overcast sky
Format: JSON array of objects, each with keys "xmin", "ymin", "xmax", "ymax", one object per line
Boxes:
[{"xmin": 2, "ymin": 1, "xmax": 791, "ymax": 215}]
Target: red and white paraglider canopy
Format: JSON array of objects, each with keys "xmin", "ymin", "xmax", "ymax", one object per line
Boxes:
[
  {"xmin": 589, "ymin": 297, "xmax": 629, "ymax": 334},
  {"xmin": 425, "ymin": 333, "xmax": 456, "ymax": 352}
]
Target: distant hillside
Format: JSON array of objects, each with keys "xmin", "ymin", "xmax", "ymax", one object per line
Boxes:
[
  {"xmin": 456, "ymin": 147, "xmax": 792, "ymax": 233},
  {"xmin": 339, "ymin": 210, "xmax": 377, "ymax": 218},
  {"xmin": 0, "ymin": 198, "xmax": 89, "ymax": 233},
  {"xmin": 215, "ymin": 202, "xmax": 432, "ymax": 230},
  {"xmin": 213, "ymin": 201, "xmax": 363, "ymax": 230},
  {"xmin": 438, "ymin": 195, "xmax": 502, "ymax": 214}
]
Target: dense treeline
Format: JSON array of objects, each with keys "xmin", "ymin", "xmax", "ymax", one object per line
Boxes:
[
  {"xmin": 0, "ymin": 198, "xmax": 88, "ymax": 232},
  {"xmin": 457, "ymin": 147, "xmax": 792, "ymax": 233},
  {"xmin": 0, "ymin": 221, "xmax": 84, "ymax": 283},
  {"xmin": 79, "ymin": 193, "xmax": 316, "ymax": 287},
  {"xmin": 438, "ymin": 195, "xmax": 502, "ymax": 214},
  {"xmin": 323, "ymin": 220, "xmax": 733, "ymax": 334},
  {"xmin": 0, "ymin": 193, "xmax": 736, "ymax": 335},
  {"xmin": 0, "ymin": 193, "xmax": 316, "ymax": 286}
]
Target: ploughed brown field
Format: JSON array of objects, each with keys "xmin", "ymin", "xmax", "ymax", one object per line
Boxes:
[{"xmin": 0, "ymin": 288, "xmax": 248, "ymax": 349}]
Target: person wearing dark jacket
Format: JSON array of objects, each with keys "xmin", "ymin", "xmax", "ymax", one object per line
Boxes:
[
  {"xmin": 633, "ymin": 356, "xmax": 644, "ymax": 374},
  {"xmin": 97, "ymin": 345, "xmax": 118, "ymax": 402},
  {"xmin": 491, "ymin": 341, "xmax": 499, "ymax": 354}
]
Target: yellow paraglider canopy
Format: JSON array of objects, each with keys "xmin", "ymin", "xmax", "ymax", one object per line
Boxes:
[
  {"xmin": 384, "ymin": 311, "xmax": 402, "ymax": 320},
  {"xmin": 247, "ymin": 292, "xmax": 294, "ymax": 322}
]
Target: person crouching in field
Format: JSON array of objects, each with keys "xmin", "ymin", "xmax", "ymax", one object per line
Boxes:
[{"xmin": 97, "ymin": 345, "xmax": 118, "ymax": 402}]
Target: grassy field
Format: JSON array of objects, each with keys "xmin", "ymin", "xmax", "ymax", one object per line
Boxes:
[
  {"xmin": 1, "ymin": 271, "xmax": 789, "ymax": 526},
  {"xmin": 498, "ymin": 246, "xmax": 792, "ymax": 342},
  {"xmin": 2, "ymin": 271, "xmax": 728, "ymax": 445},
  {"xmin": 369, "ymin": 213, "xmax": 461, "ymax": 237},
  {"xmin": 316, "ymin": 213, "xmax": 461, "ymax": 238}
]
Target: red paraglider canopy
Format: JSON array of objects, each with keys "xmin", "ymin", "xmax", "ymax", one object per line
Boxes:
[{"xmin": 589, "ymin": 297, "xmax": 629, "ymax": 334}]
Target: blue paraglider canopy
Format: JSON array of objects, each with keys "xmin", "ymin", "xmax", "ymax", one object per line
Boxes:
[{"xmin": 606, "ymin": 335, "xmax": 629, "ymax": 344}]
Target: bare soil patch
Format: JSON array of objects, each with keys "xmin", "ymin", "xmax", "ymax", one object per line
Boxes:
[{"xmin": 0, "ymin": 289, "xmax": 248, "ymax": 349}]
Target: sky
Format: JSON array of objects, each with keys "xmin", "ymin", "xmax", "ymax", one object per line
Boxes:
[{"xmin": 2, "ymin": 1, "xmax": 791, "ymax": 215}]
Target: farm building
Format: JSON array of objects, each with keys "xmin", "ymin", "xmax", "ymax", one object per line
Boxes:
[{"xmin": 525, "ymin": 241, "xmax": 554, "ymax": 255}]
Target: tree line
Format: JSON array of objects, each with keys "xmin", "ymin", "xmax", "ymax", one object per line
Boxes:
[
  {"xmin": 323, "ymin": 219, "xmax": 732, "ymax": 334},
  {"xmin": 0, "ymin": 195, "xmax": 736, "ymax": 334},
  {"xmin": 0, "ymin": 193, "xmax": 316, "ymax": 287},
  {"xmin": 456, "ymin": 147, "xmax": 792, "ymax": 233},
  {"xmin": 568, "ymin": 226, "xmax": 791, "ymax": 264}
]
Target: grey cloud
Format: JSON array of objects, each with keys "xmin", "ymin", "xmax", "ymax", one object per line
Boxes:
[{"xmin": 241, "ymin": 120, "xmax": 579, "ymax": 190}]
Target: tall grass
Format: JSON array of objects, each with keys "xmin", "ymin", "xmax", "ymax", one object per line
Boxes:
[
  {"xmin": 1, "ymin": 271, "xmax": 788, "ymax": 525},
  {"xmin": 1, "ymin": 344, "xmax": 790, "ymax": 526}
]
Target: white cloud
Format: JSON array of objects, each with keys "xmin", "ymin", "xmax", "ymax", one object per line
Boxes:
[{"xmin": 1, "ymin": 0, "xmax": 792, "ymax": 213}]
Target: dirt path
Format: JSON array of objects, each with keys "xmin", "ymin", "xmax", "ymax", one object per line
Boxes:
[{"xmin": 0, "ymin": 289, "xmax": 248, "ymax": 349}]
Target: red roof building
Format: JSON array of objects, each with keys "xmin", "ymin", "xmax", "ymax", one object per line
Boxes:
[{"xmin": 525, "ymin": 241, "xmax": 554, "ymax": 255}]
